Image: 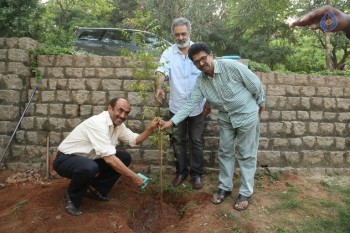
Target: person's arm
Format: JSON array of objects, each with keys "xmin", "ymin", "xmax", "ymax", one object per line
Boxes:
[
  {"xmin": 259, "ymin": 105, "xmax": 265, "ymax": 118},
  {"xmin": 203, "ymin": 101, "xmax": 212, "ymax": 116},
  {"xmin": 135, "ymin": 117, "xmax": 160, "ymax": 145},
  {"xmin": 154, "ymin": 49, "xmax": 170, "ymax": 103},
  {"xmin": 83, "ymin": 119, "xmax": 144, "ymax": 186},
  {"xmin": 233, "ymin": 61, "xmax": 266, "ymax": 108},
  {"xmin": 290, "ymin": 5, "xmax": 350, "ymax": 35},
  {"xmin": 103, "ymin": 155, "xmax": 143, "ymax": 186},
  {"xmin": 160, "ymin": 79, "xmax": 205, "ymax": 130},
  {"xmin": 155, "ymin": 71, "xmax": 166, "ymax": 103}
]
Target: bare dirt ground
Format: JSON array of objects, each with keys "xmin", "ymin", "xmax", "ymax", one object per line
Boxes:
[{"xmin": 0, "ymin": 165, "xmax": 348, "ymax": 233}]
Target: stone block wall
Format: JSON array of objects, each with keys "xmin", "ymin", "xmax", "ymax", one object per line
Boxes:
[
  {"xmin": 0, "ymin": 38, "xmax": 39, "ymax": 166},
  {"xmin": 257, "ymin": 73, "xmax": 350, "ymax": 174},
  {"xmin": 0, "ymin": 38, "xmax": 349, "ymax": 175}
]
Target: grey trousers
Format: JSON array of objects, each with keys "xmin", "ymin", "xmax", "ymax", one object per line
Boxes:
[{"xmin": 217, "ymin": 113, "xmax": 260, "ymax": 197}]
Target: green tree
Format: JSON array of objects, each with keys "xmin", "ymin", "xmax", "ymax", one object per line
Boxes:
[
  {"xmin": 112, "ymin": 0, "xmax": 139, "ymax": 26},
  {"xmin": 291, "ymin": 0, "xmax": 350, "ymax": 70},
  {"xmin": 223, "ymin": 0, "xmax": 295, "ymax": 69},
  {"xmin": 0, "ymin": 0, "xmax": 41, "ymax": 37},
  {"xmin": 123, "ymin": 0, "xmax": 229, "ymax": 52},
  {"xmin": 35, "ymin": 0, "xmax": 116, "ymax": 48}
]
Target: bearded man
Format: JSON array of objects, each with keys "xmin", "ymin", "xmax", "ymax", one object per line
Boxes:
[{"xmin": 154, "ymin": 18, "xmax": 210, "ymax": 190}]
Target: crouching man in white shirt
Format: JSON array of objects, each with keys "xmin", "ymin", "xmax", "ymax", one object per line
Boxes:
[{"xmin": 53, "ymin": 97, "xmax": 160, "ymax": 216}]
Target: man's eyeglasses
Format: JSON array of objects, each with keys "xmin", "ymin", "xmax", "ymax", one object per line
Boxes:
[{"xmin": 193, "ymin": 55, "xmax": 209, "ymax": 66}]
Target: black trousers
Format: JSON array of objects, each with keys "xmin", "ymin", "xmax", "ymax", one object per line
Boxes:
[
  {"xmin": 53, "ymin": 151, "xmax": 131, "ymax": 207},
  {"xmin": 169, "ymin": 111, "xmax": 205, "ymax": 178}
]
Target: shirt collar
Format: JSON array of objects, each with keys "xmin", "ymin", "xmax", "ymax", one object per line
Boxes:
[
  {"xmin": 172, "ymin": 41, "xmax": 194, "ymax": 54},
  {"xmin": 102, "ymin": 111, "xmax": 114, "ymax": 127},
  {"xmin": 202, "ymin": 59, "xmax": 219, "ymax": 79}
]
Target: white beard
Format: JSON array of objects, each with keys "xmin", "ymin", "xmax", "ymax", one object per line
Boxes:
[{"xmin": 176, "ymin": 39, "xmax": 190, "ymax": 49}]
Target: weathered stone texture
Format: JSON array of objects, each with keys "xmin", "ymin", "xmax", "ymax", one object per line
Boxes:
[
  {"xmin": 66, "ymin": 68, "xmax": 83, "ymax": 78},
  {"xmin": 17, "ymin": 37, "xmax": 39, "ymax": 50},
  {"xmin": 0, "ymin": 90, "xmax": 20, "ymax": 103},
  {"xmin": 101, "ymin": 79, "xmax": 122, "ymax": 90},
  {"xmin": 8, "ymin": 49, "xmax": 30, "ymax": 63},
  {"xmin": 56, "ymin": 56, "xmax": 73, "ymax": 67},
  {"xmin": 7, "ymin": 62, "xmax": 30, "ymax": 76},
  {"xmin": 47, "ymin": 67, "xmax": 64, "ymax": 78},
  {"xmin": 0, "ymin": 39, "xmax": 349, "ymax": 174}
]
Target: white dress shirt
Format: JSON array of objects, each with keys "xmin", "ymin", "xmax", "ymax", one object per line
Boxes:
[
  {"xmin": 156, "ymin": 42, "xmax": 205, "ymax": 116},
  {"xmin": 58, "ymin": 111, "xmax": 139, "ymax": 160}
]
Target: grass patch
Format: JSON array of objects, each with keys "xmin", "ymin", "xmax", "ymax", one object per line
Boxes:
[
  {"xmin": 11, "ymin": 199, "xmax": 28, "ymax": 223},
  {"xmin": 268, "ymin": 187, "xmax": 299, "ymax": 211},
  {"xmin": 178, "ymin": 200, "xmax": 196, "ymax": 216},
  {"xmin": 126, "ymin": 206, "xmax": 135, "ymax": 218},
  {"xmin": 119, "ymin": 192, "xmax": 128, "ymax": 200},
  {"xmin": 217, "ymin": 209, "xmax": 237, "ymax": 221},
  {"xmin": 148, "ymin": 174, "xmax": 194, "ymax": 194},
  {"xmin": 338, "ymin": 187, "xmax": 350, "ymax": 232},
  {"xmin": 263, "ymin": 168, "xmax": 281, "ymax": 183},
  {"xmin": 266, "ymin": 182, "xmax": 350, "ymax": 233},
  {"xmin": 319, "ymin": 180, "xmax": 330, "ymax": 187}
]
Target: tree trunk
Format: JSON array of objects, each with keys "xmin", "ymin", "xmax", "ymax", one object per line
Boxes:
[
  {"xmin": 325, "ymin": 0, "xmax": 333, "ymax": 70},
  {"xmin": 325, "ymin": 32, "xmax": 333, "ymax": 69}
]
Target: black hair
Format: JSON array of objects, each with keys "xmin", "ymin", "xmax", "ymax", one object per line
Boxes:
[
  {"xmin": 108, "ymin": 97, "xmax": 127, "ymax": 108},
  {"xmin": 188, "ymin": 42, "xmax": 212, "ymax": 61}
]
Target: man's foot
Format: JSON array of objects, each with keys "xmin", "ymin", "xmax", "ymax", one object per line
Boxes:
[
  {"xmin": 171, "ymin": 174, "xmax": 187, "ymax": 187},
  {"xmin": 84, "ymin": 186, "xmax": 110, "ymax": 201},
  {"xmin": 191, "ymin": 176, "xmax": 203, "ymax": 190},
  {"xmin": 233, "ymin": 194, "xmax": 251, "ymax": 211},
  {"xmin": 210, "ymin": 188, "xmax": 231, "ymax": 204},
  {"xmin": 64, "ymin": 192, "xmax": 82, "ymax": 216}
]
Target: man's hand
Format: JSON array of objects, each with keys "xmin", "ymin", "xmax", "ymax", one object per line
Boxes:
[
  {"xmin": 155, "ymin": 88, "xmax": 165, "ymax": 104},
  {"xmin": 147, "ymin": 117, "xmax": 162, "ymax": 131},
  {"xmin": 131, "ymin": 173, "xmax": 145, "ymax": 187},
  {"xmin": 103, "ymin": 155, "xmax": 144, "ymax": 187},
  {"xmin": 203, "ymin": 101, "xmax": 211, "ymax": 116},
  {"xmin": 159, "ymin": 120, "xmax": 173, "ymax": 130},
  {"xmin": 136, "ymin": 117, "xmax": 162, "ymax": 145},
  {"xmin": 290, "ymin": 5, "xmax": 350, "ymax": 33},
  {"xmin": 259, "ymin": 106, "xmax": 265, "ymax": 118},
  {"xmin": 155, "ymin": 72, "xmax": 166, "ymax": 104}
]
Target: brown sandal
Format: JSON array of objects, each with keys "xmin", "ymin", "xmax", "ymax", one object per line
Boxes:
[
  {"xmin": 233, "ymin": 194, "xmax": 251, "ymax": 211},
  {"xmin": 210, "ymin": 188, "xmax": 231, "ymax": 204}
]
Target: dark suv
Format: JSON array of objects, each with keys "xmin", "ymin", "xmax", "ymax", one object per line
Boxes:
[{"xmin": 74, "ymin": 27, "xmax": 171, "ymax": 56}]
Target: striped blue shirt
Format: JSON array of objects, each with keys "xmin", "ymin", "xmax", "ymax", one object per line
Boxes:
[{"xmin": 171, "ymin": 59, "xmax": 265, "ymax": 127}]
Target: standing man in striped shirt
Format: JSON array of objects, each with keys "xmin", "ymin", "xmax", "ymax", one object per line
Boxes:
[
  {"xmin": 154, "ymin": 18, "xmax": 210, "ymax": 190},
  {"xmin": 160, "ymin": 42, "xmax": 265, "ymax": 211}
]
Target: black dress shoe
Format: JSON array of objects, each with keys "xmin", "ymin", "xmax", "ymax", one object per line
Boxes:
[
  {"xmin": 84, "ymin": 186, "xmax": 110, "ymax": 201},
  {"xmin": 64, "ymin": 192, "xmax": 82, "ymax": 216},
  {"xmin": 192, "ymin": 176, "xmax": 203, "ymax": 190},
  {"xmin": 171, "ymin": 174, "xmax": 187, "ymax": 187}
]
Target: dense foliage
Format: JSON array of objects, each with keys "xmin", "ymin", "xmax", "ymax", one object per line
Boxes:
[
  {"xmin": 1, "ymin": 0, "xmax": 350, "ymax": 74},
  {"xmin": 0, "ymin": 0, "xmax": 41, "ymax": 38}
]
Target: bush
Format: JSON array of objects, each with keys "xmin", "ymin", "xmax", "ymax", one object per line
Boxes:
[{"xmin": 248, "ymin": 61, "xmax": 271, "ymax": 72}]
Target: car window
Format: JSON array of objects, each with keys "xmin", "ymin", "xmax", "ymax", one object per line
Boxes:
[
  {"xmin": 77, "ymin": 30, "xmax": 105, "ymax": 41},
  {"xmin": 74, "ymin": 28, "xmax": 171, "ymax": 56},
  {"xmin": 102, "ymin": 30, "xmax": 132, "ymax": 44},
  {"xmin": 132, "ymin": 32, "xmax": 162, "ymax": 48},
  {"xmin": 145, "ymin": 36, "xmax": 158, "ymax": 44}
]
